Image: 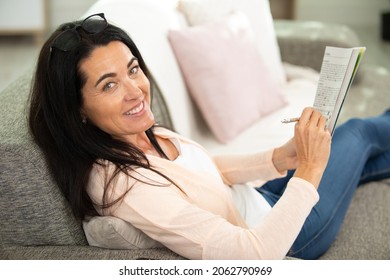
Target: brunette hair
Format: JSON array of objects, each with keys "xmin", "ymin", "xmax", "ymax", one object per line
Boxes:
[{"xmin": 28, "ymin": 16, "xmax": 171, "ymax": 220}]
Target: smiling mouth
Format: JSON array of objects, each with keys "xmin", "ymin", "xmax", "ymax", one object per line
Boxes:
[{"xmin": 124, "ymin": 102, "xmax": 145, "ymax": 116}]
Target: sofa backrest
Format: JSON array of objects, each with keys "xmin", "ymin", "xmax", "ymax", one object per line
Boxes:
[{"xmin": 0, "ymin": 71, "xmax": 88, "ymax": 247}]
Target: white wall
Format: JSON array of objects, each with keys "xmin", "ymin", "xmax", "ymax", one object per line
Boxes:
[
  {"xmin": 47, "ymin": 0, "xmax": 97, "ymax": 31},
  {"xmin": 0, "ymin": 0, "xmax": 45, "ymax": 30},
  {"xmin": 294, "ymin": 0, "xmax": 390, "ymax": 27}
]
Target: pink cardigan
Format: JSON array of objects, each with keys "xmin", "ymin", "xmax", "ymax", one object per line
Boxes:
[{"xmin": 87, "ymin": 128, "xmax": 319, "ymax": 259}]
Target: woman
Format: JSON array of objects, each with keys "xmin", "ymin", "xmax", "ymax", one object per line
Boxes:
[{"xmin": 28, "ymin": 13, "xmax": 390, "ymax": 259}]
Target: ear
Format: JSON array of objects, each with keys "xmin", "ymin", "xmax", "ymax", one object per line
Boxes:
[{"xmin": 80, "ymin": 109, "xmax": 87, "ymax": 124}]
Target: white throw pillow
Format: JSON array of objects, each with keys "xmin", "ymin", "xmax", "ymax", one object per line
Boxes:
[
  {"xmin": 178, "ymin": 0, "xmax": 286, "ymax": 85},
  {"xmin": 83, "ymin": 215, "xmax": 163, "ymax": 250}
]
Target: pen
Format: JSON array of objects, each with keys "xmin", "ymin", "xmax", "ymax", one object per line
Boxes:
[{"xmin": 281, "ymin": 117, "xmax": 300, "ymax": 124}]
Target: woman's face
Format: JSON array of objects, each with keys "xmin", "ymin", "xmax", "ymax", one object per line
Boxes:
[{"xmin": 79, "ymin": 41, "xmax": 154, "ymax": 143}]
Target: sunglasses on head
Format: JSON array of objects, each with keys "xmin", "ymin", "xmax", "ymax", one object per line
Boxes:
[{"xmin": 50, "ymin": 13, "xmax": 108, "ymax": 53}]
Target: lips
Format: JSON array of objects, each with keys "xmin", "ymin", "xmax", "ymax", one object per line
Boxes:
[{"xmin": 124, "ymin": 101, "xmax": 144, "ymax": 116}]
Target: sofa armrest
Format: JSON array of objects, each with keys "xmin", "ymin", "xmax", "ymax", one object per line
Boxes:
[{"xmin": 275, "ymin": 20, "xmax": 361, "ymax": 72}]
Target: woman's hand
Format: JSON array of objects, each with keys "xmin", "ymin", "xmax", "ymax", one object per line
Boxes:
[
  {"xmin": 272, "ymin": 107, "xmax": 331, "ymax": 189},
  {"xmin": 293, "ymin": 107, "xmax": 331, "ymax": 189},
  {"xmin": 272, "ymin": 137, "xmax": 299, "ymax": 173}
]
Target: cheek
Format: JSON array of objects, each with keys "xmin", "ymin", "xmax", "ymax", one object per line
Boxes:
[{"xmin": 81, "ymin": 93, "xmax": 113, "ymax": 124}]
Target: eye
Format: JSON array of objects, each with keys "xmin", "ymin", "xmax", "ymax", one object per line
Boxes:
[
  {"xmin": 103, "ymin": 82, "xmax": 115, "ymax": 91},
  {"xmin": 129, "ymin": 65, "xmax": 139, "ymax": 75}
]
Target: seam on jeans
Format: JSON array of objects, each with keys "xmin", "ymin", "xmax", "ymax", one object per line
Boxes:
[{"xmin": 360, "ymin": 166, "xmax": 390, "ymax": 182}]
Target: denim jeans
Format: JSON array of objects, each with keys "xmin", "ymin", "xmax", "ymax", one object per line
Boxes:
[{"xmin": 257, "ymin": 110, "xmax": 390, "ymax": 259}]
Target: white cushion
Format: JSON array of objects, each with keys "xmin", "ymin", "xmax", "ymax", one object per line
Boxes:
[{"xmin": 83, "ymin": 215, "xmax": 162, "ymax": 249}]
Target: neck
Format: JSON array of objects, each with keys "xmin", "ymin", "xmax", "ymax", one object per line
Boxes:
[
  {"xmin": 128, "ymin": 131, "xmax": 162, "ymax": 157},
  {"xmin": 130, "ymin": 132, "xmax": 151, "ymax": 149}
]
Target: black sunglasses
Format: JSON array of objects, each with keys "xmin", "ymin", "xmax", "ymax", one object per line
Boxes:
[{"xmin": 50, "ymin": 13, "xmax": 108, "ymax": 53}]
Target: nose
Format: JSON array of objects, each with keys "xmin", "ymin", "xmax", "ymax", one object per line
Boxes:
[{"xmin": 123, "ymin": 78, "xmax": 143, "ymax": 101}]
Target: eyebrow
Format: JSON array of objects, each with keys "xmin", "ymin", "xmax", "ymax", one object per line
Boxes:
[{"xmin": 94, "ymin": 57, "xmax": 139, "ymax": 87}]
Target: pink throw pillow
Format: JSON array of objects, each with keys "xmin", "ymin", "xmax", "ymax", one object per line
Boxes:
[{"xmin": 168, "ymin": 12, "xmax": 287, "ymax": 143}]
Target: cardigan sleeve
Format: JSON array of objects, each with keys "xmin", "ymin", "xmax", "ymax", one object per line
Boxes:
[{"xmin": 212, "ymin": 149, "xmax": 287, "ymax": 185}]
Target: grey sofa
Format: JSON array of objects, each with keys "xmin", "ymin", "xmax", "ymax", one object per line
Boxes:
[{"xmin": 1, "ymin": 20, "xmax": 389, "ymax": 260}]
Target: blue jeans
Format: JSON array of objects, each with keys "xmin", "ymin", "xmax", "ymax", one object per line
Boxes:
[{"xmin": 257, "ymin": 110, "xmax": 390, "ymax": 259}]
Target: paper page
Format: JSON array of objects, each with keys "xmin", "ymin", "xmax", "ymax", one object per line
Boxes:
[
  {"xmin": 313, "ymin": 47, "xmax": 353, "ymax": 121},
  {"xmin": 313, "ymin": 46, "xmax": 365, "ymax": 134}
]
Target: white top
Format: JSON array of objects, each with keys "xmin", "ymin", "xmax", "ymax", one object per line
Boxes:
[{"xmin": 172, "ymin": 138, "xmax": 272, "ymax": 228}]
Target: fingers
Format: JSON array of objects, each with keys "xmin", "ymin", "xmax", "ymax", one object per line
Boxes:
[
  {"xmin": 294, "ymin": 107, "xmax": 332, "ymax": 160},
  {"xmin": 318, "ymin": 114, "xmax": 328, "ymax": 131},
  {"xmin": 296, "ymin": 107, "xmax": 313, "ymax": 126},
  {"xmin": 296, "ymin": 107, "xmax": 328, "ymax": 131}
]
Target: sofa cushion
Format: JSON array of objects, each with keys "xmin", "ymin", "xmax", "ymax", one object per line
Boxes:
[
  {"xmin": 1, "ymin": 244, "xmax": 184, "ymax": 260},
  {"xmin": 168, "ymin": 11, "xmax": 286, "ymax": 143},
  {"xmin": 178, "ymin": 0, "xmax": 286, "ymax": 85},
  {"xmin": 83, "ymin": 215, "xmax": 163, "ymax": 250}
]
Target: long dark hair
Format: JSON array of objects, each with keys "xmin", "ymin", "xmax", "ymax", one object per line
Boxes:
[{"xmin": 28, "ymin": 17, "xmax": 172, "ymax": 220}]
